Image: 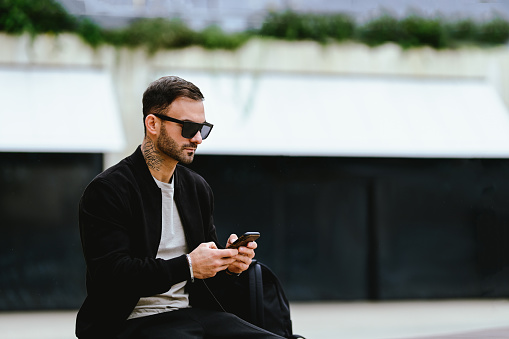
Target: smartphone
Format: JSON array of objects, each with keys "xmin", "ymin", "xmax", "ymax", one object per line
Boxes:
[{"xmin": 229, "ymin": 232, "xmax": 260, "ymax": 249}]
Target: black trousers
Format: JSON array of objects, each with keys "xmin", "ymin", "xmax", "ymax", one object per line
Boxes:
[{"xmin": 118, "ymin": 308, "xmax": 285, "ymax": 339}]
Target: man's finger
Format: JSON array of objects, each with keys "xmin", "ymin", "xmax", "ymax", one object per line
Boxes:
[{"xmin": 216, "ymin": 248, "xmax": 238, "ymax": 258}]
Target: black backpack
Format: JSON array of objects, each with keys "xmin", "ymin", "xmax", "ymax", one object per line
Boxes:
[{"xmin": 220, "ymin": 260, "xmax": 305, "ymax": 339}]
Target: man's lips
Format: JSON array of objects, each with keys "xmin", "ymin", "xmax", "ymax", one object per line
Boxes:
[{"xmin": 184, "ymin": 144, "xmax": 198, "ymax": 153}]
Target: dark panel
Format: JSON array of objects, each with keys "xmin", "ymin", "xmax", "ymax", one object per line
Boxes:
[
  {"xmin": 3, "ymin": 152, "xmax": 509, "ymax": 308},
  {"xmin": 374, "ymin": 159, "xmax": 509, "ymax": 299},
  {"xmin": 376, "ymin": 168, "xmax": 479, "ymax": 298},
  {"xmin": 279, "ymin": 179, "xmax": 369, "ymax": 300},
  {"xmin": 188, "ymin": 155, "xmax": 370, "ymax": 301},
  {"xmin": 0, "ymin": 152, "xmax": 102, "ymax": 310},
  {"xmin": 473, "ymin": 159, "xmax": 509, "ymax": 297},
  {"xmin": 188, "ymin": 156, "xmax": 509, "ymax": 301}
]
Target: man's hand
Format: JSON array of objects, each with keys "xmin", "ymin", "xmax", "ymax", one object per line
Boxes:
[
  {"xmin": 189, "ymin": 242, "xmax": 238, "ymax": 279},
  {"xmin": 225, "ymin": 234, "xmax": 257, "ymax": 274}
]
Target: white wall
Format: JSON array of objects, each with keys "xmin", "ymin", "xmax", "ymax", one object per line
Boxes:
[{"xmin": 2, "ymin": 33, "xmax": 509, "ymax": 164}]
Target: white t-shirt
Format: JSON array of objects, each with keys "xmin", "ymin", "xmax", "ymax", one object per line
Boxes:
[{"xmin": 128, "ymin": 176, "xmax": 190, "ymax": 320}]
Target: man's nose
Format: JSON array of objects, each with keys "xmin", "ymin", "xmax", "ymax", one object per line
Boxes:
[{"xmin": 190, "ymin": 131, "xmax": 203, "ymax": 144}]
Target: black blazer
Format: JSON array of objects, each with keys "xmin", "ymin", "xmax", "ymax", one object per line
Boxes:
[{"xmin": 76, "ymin": 146, "xmax": 230, "ymax": 338}]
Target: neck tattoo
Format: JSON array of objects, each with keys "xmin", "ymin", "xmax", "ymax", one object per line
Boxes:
[{"xmin": 143, "ymin": 139, "xmax": 163, "ymax": 172}]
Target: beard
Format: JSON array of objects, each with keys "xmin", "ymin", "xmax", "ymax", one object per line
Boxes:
[{"xmin": 157, "ymin": 127, "xmax": 197, "ymax": 165}]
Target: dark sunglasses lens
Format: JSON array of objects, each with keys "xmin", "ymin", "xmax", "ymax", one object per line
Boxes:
[
  {"xmin": 200, "ymin": 125, "xmax": 212, "ymax": 139},
  {"xmin": 181, "ymin": 122, "xmax": 213, "ymax": 139},
  {"xmin": 181, "ymin": 122, "xmax": 200, "ymax": 138}
]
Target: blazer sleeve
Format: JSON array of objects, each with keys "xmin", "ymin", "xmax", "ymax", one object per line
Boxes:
[{"xmin": 79, "ymin": 178, "xmax": 190, "ymax": 297}]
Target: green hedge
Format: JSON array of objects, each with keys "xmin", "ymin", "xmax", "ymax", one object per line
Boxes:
[
  {"xmin": 102, "ymin": 18, "xmax": 249, "ymax": 53},
  {"xmin": 0, "ymin": 0, "xmax": 103, "ymax": 46},
  {"xmin": 260, "ymin": 12, "xmax": 509, "ymax": 49},
  {"xmin": 1, "ymin": 0, "xmax": 509, "ymax": 51},
  {"xmin": 258, "ymin": 11, "xmax": 355, "ymax": 43}
]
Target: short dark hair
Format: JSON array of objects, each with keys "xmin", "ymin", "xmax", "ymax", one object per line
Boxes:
[{"xmin": 142, "ymin": 76, "xmax": 204, "ymax": 129}]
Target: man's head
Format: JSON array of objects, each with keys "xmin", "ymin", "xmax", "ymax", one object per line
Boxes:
[
  {"xmin": 142, "ymin": 76, "xmax": 210, "ymax": 165},
  {"xmin": 142, "ymin": 76, "xmax": 204, "ymax": 129}
]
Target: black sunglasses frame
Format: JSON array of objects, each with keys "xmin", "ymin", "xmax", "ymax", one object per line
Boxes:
[{"xmin": 152, "ymin": 113, "xmax": 213, "ymax": 140}]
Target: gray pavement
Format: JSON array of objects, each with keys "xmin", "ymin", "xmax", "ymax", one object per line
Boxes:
[
  {"xmin": 290, "ymin": 300, "xmax": 509, "ymax": 339},
  {"xmin": 2, "ymin": 299, "xmax": 509, "ymax": 339}
]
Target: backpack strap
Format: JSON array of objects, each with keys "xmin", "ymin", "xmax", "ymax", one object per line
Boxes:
[
  {"xmin": 248, "ymin": 260, "xmax": 265, "ymax": 328},
  {"xmin": 248, "ymin": 261, "xmax": 257, "ymax": 322},
  {"xmin": 254, "ymin": 261, "xmax": 265, "ymax": 327}
]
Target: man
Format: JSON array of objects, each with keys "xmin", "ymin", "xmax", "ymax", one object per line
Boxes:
[{"xmin": 76, "ymin": 76, "xmax": 283, "ymax": 338}]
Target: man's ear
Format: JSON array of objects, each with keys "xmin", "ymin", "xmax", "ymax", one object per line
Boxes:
[{"xmin": 145, "ymin": 114, "xmax": 159, "ymax": 136}]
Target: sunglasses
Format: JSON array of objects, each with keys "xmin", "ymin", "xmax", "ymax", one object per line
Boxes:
[{"xmin": 152, "ymin": 113, "xmax": 213, "ymax": 140}]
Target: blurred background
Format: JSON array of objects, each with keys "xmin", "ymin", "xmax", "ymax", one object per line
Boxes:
[{"xmin": 3, "ymin": 0, "xmax": 509, "ymax": 338}]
